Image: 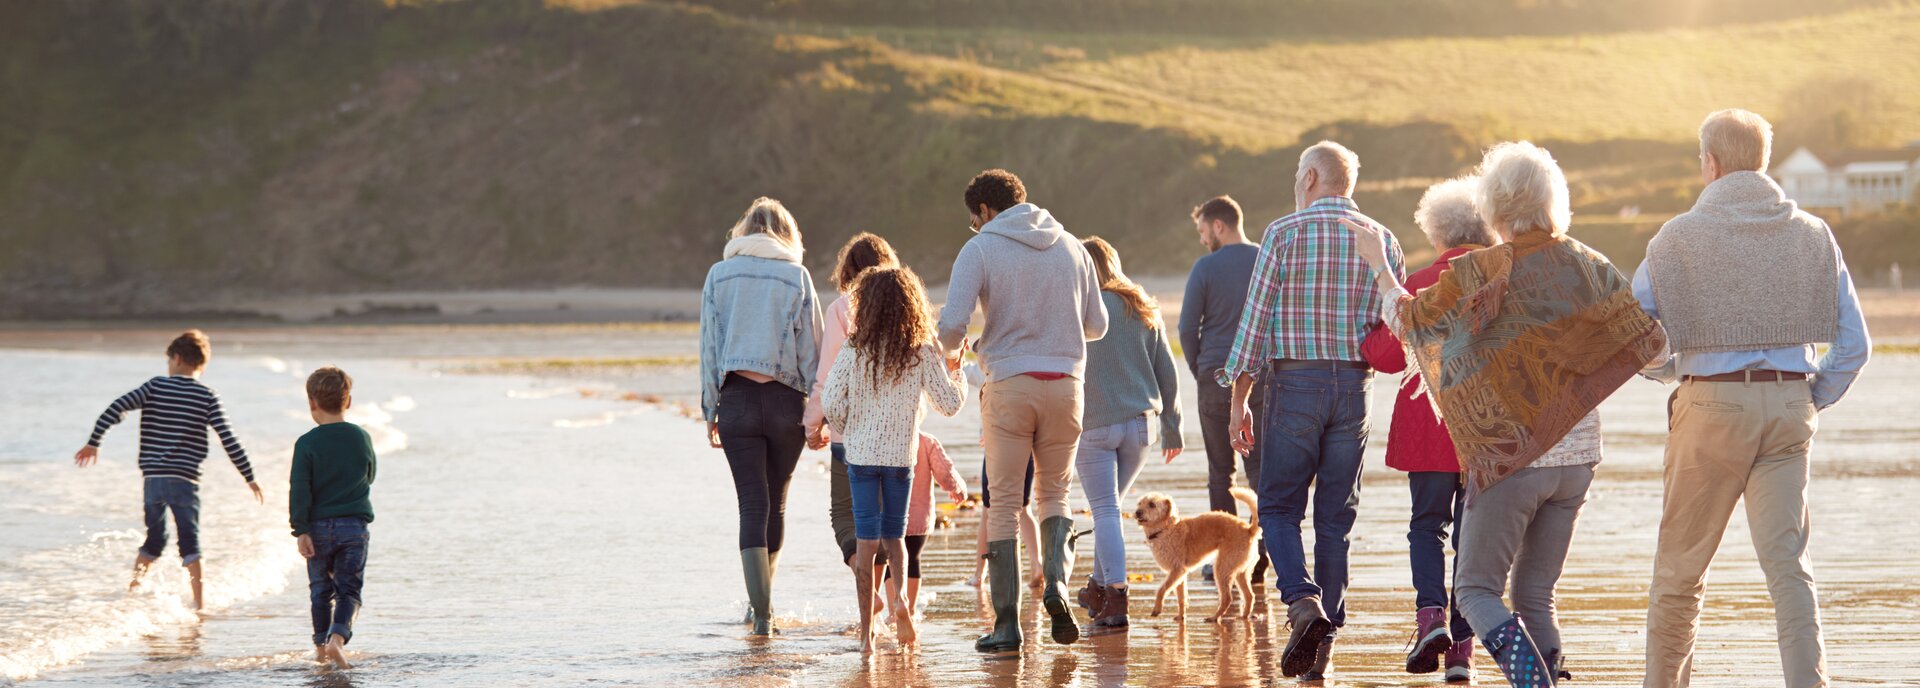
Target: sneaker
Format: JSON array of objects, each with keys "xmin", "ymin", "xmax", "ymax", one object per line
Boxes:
[
  {"xmin": 1280, "ymin": 596, "xmax": 1334, "ymax": 678},
  {"xmin": 1406, "ymin": 606, "xmax": 1451, "ymax": 674},
  {"xmin": 1300, "ymin": 632, "xmax": 1336, "ymax": 680},
  {"xmin": 1444, "ymin": 635, "xmax": 1474, "ymax": 683}
]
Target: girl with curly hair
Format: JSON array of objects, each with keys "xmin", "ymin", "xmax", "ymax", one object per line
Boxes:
[{"xmin": 822, "ymin": 266, "xmax": 967, "ymax": 654}]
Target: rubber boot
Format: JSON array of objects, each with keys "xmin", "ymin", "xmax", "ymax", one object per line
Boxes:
[
  {"xmin": 1039, "ymin": 516, "xmax": 1080, "ymax": 645},
  {"xmin": 740, "ymin": 548, "xmax": 774, "ymax": 636},
  {"xmin": 1483, "ymin": 614, "xmax": 1553, "ymax": 687},
  {"xmin": 974, "ymin": 539, "xmax": 1023, "ymax": 652}
]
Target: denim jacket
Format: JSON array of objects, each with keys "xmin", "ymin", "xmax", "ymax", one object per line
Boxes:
[{"xmin": 698, "ymin": 236, "xmax": 824, "ymax": 422}]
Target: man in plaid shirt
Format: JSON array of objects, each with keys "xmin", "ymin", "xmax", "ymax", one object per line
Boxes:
[{"xmin": 1218, "ymin": 141, "xmax": 1405, "ymax": 680}]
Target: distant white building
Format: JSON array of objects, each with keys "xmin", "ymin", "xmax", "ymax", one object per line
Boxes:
[{"xmin": 1775, "ymin": 145, "xmax": 1920, "ymax": 217}]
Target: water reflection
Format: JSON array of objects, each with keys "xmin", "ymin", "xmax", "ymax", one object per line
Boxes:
[{"xmin": 140, "ymin": 623, "xmax": 203, "ymax": 663}]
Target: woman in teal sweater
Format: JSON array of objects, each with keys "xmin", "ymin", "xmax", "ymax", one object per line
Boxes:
[{"xmin": 1073, "ymin": 237, "xmax": 1183, "ymax": 631}]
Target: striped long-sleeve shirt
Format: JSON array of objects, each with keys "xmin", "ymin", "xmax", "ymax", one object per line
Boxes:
[
  {"xmin": 88, "ymin": 375, "xmax": 255, "ymax": 484},
  {"xmin": 1216, "ymin": 196, "xmax": 1406, "ymax": 387}
]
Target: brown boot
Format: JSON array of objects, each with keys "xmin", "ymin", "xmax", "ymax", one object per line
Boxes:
[
  {"xmin": 1092, "ymin": 585, "xmax": 1130, "ymax": 630},
  {"xmin": 1076, "ymin": 576, "xmax": 1106, "ymax": 611},
  {"xmin": 1281, "ymin": 596, "xmax": 1333, "ymax": 677}
]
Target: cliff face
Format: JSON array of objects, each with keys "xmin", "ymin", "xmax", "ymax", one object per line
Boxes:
[{"xmin": 0, "ymin": 1, "xmax": 1907, "ymax": 318}]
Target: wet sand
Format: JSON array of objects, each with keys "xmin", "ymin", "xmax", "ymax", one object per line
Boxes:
[{"xmin": 3, "ymin": 325, "xmax": 1917, "ymax": 687}]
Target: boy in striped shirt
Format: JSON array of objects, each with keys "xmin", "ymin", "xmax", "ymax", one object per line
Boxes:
[{"xmin": 73, "ymin": 330, "xmax": 263, "ymax": 610}]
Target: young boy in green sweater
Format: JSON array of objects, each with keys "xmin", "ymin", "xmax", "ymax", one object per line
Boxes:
[{"xmin": 290, "ymin": 366, "xmax": 377, "ymax": 669}]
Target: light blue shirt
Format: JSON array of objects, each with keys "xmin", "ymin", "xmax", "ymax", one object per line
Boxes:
[{"xmin": 1631, "ymin": 257, "xmax": 1870, "ymax": 410}]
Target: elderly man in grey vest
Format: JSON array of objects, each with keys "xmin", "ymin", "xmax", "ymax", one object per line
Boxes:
[{"xmin": 1635, "ymin": 109, "xmax": 1870, "ymax": 688}]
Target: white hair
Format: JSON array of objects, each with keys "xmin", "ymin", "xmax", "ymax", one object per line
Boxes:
[
  {"xmin": 728, "ymin": 196, "xmax": 803, "ymax": 250},
  {"xmin": 1415, "ymin": 177, "xmax": 1496, "ymax": 250},
  {"xmin": 1700, "ymin": 109, "xmax": 1773, "ymax": 174},
  {"xmin": 1299, "ymin": 140, "xmax": 1359, "ymax": 194},
  {"xmin": 1474, "ymin": 142, "xmax": 1571, "ymax": 237}
]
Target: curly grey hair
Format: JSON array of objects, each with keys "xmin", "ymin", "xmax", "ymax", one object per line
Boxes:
[{"xmin": 1415, "ymin": 176, "xmax": 1497, "ymax": 250}]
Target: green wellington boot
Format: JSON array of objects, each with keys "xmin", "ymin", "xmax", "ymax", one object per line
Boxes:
[
  {"xmin": 1039, "ymin": 516, "xmax": 1080, "ymax": 645},
  {"xmin": 975, "ymin": 539, "xmax": 1024, "ymax": 652},
  {"xmin": 741, "ymin": 548, "xmax": 774, "ymax": 636}
]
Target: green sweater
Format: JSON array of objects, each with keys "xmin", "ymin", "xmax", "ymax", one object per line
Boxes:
[{"xmin": 289, "ymin": 422, "xmax": 377, "ymax": 536}]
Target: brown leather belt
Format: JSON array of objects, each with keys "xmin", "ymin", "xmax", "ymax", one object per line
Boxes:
[
  {"xmin": 1683, "ymin": 370, "xmax": 1808, "ymax": 383},
  {"xmin": 1270, "ymin": 359, "xmax": 1370, "ymax": 372}
]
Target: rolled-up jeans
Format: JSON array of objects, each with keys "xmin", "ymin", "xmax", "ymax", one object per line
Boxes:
[
  {"xmin": 1257, "ymin": 364, "xmax": 1370, "ymax": 627},
  {"xmin": 140, "ymin": 477, "xmax": 201, "ymax": 566},
  {"xmin": 307, "ymin": 516, "xmax": 370, "ymax": 646},
  {"xmin": 1076, "ymin": 414, "xmax": 1152, "ymax": 586}
]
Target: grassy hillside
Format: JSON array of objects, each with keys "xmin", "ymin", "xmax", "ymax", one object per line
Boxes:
[{"xmin": 0, "ymin": 0, "xmax": 1914, "ymax": 317}]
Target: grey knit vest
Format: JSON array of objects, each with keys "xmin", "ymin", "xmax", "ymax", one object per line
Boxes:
[{"xmin": 1645, "ymin": 171, "xmax": 1839, "ymax": 353}]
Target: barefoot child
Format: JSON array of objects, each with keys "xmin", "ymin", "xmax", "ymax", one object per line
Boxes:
[
  {"xmin": 290, "ymin": 366, "xmax": 376, "ymax": 669},
  {"xmin": 823, "ymin": 266, "xmax": 967, "ymax": 654},
  {"xmin": 73, "ymin": 330, "xmax": 263, "ymax": 610},
  {"xmin": 883, "ymin": 432, "xmax": 967, "ymax": 617}
]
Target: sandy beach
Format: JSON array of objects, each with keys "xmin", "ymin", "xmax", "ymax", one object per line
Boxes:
[{"xmin": 1, "ymin": 322, "xmax": 1916, "ymax": 686}]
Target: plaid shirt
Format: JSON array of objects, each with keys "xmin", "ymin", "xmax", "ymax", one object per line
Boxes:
[{"xmin": 1216, "ymin": 196, "xmax": 1405, "ymax": 387}]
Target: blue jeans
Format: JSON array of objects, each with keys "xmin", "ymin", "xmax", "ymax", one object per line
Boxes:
[
  {"xmin": 1408, "ymin": 471, "xmax": 1473, "ymax": 641},
  {"xmin": 847, "ymin": 463, "xmax": 911, "ymax": 540},
  {"xmin": 1258, "ymin": 365, "xmax": 1371, "ymax": 627},
  {"xmin": 307, "ymin": 517, "xmax": 370, "ymax": 646},
  {"xmin": 139, "ymin": 477, "xmax": 201, "ymax": 565},
  {"xmin": 1076, "ymin": 415, "xmax": 1152, "ymax": 586}
]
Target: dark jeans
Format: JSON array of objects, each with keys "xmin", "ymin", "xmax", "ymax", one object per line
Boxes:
[
  {"xmin": 1257, "ymin": 365, "xmax": 1371, "ymax": 627},
  {"xmin": 829, "ymin": 444, "xmax": 857, "ymax": 563},
  {"xmin": 140, "ymin": 477, "xmax": 201, "ymax": 565},
  {"xmin": 1198, "ymin": 378, "xmax": 1265, "ymax": 514},
  {"xmin": 1408, "ymin": 471, "xmax": 1473, "ymax": 641},
  {"xmin": 306, "ymin": 516, "xmax": 370, "ymax": 646},
  {"xmin": 718, "ymin": 374, "xmax": 806, "ymax": 552},
  {"xmin": 976, "ymin": 457, "xmax": 1034, "ymax": 509},
  {"xmin": 1199, "ymin": 378, "xmax": 1271, "ymax": 582}
]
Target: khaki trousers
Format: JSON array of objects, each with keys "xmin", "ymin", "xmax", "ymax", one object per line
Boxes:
[
  {"xmin": 1645, "ymin": 378, "xmax": 1826, "ymax": 688},
  {"xmin": 981, "ymin": 374, "xmax": 1083, "ymax": 541}
]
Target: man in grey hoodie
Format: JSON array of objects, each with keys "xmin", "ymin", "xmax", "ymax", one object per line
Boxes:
[{"xmin": 938, "ymin": 169, "xmax": 1107, "ymax": 651}]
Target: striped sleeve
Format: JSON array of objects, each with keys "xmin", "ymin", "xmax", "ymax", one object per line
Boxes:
[
  {"xmin": 88, "ymin": 381, "xmax": 152, "ymax": 447},
  {"xmin": 205, "ymin": 391, "xmax": 255, "ymax": 483}
]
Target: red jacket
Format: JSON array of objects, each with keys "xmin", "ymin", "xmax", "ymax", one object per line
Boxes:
[{"xmin": 1360, "ymin": 246, "xmax": 1481, "ymax": 474}]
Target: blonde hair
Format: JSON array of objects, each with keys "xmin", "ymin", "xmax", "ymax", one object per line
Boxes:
[
  {"xmin": 1700, "ymin": 109, "xmax": 1773, "ymax": 174},
  {"xmin": 1082, "ymin": 237, "xmax": 1160, "ymax": 330},
  {"xmin": 728, "ymin": 197, "xmax": 803, "ymax": 251},
  {"xmin": 1474, "ymin": 142, "xmax": 1571, "ymax": 237},
  {"xmin": 1300, "ymin": 141, "xmax": 1360, "ymax": 195},
  {"xmin": 1415, "ymin": 177, "xmax": 1496, "ymax": 250}
]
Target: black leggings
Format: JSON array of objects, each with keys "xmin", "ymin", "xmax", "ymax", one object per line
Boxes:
[
  {"xmin": 718, "ymin": 374, "xmax": 806, "ymax": 552},
  {"xmin": 884, "ymin": 535, "xmax": 928, "ymax": 581}
]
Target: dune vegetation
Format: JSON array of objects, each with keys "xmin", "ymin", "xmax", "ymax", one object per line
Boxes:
[{"xmin": 1, "ymin": 0, "xmax": 1913, "ymax": 317}]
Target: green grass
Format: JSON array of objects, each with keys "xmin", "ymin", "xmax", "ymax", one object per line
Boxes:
[{"xmin": 805, "ymin": 6, "xmax": 1920, "ymax": 149}]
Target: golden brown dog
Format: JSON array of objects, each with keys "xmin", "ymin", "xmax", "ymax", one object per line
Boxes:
[{"xmin": 1133, "ymin": 487, "xmax": 1261, "ymax": 622}]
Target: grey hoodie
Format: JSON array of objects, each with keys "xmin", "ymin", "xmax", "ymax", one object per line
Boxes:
[{"xmin": 937, "ymin": 203, "xmax": 1108, "ymax": 381}]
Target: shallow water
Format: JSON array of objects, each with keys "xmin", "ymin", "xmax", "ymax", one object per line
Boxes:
[{"xmin": 1, "ymin": 328, "xmax": 1918, "ymax": 687}]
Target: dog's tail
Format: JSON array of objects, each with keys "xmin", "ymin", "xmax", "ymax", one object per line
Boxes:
[{"xmin": 1229, "ymin": 487, "xmax": 1260, "ymax": 537}]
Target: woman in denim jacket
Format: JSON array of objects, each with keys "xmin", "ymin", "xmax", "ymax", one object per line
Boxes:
[{"xmin": 699, "ymin": 196, "xmax": 824, "ymax": 636}]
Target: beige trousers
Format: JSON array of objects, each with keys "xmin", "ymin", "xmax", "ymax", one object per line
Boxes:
[
  {"xmin": 981, "ymin": 374, "xmax": 1083, "ymax": 541},
  {"xmin": 1645, "ymin": 378, "xmax": 1826, "ymax": 688}
]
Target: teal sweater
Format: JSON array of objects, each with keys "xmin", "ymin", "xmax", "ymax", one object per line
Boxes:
[
  {"xmin": 289, "ymin": 422, "xmax": 377, "ymax": 536},
  {"xmin": 1083, "ymin": 291, "xmax": 1183, "ymax": 449}
]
